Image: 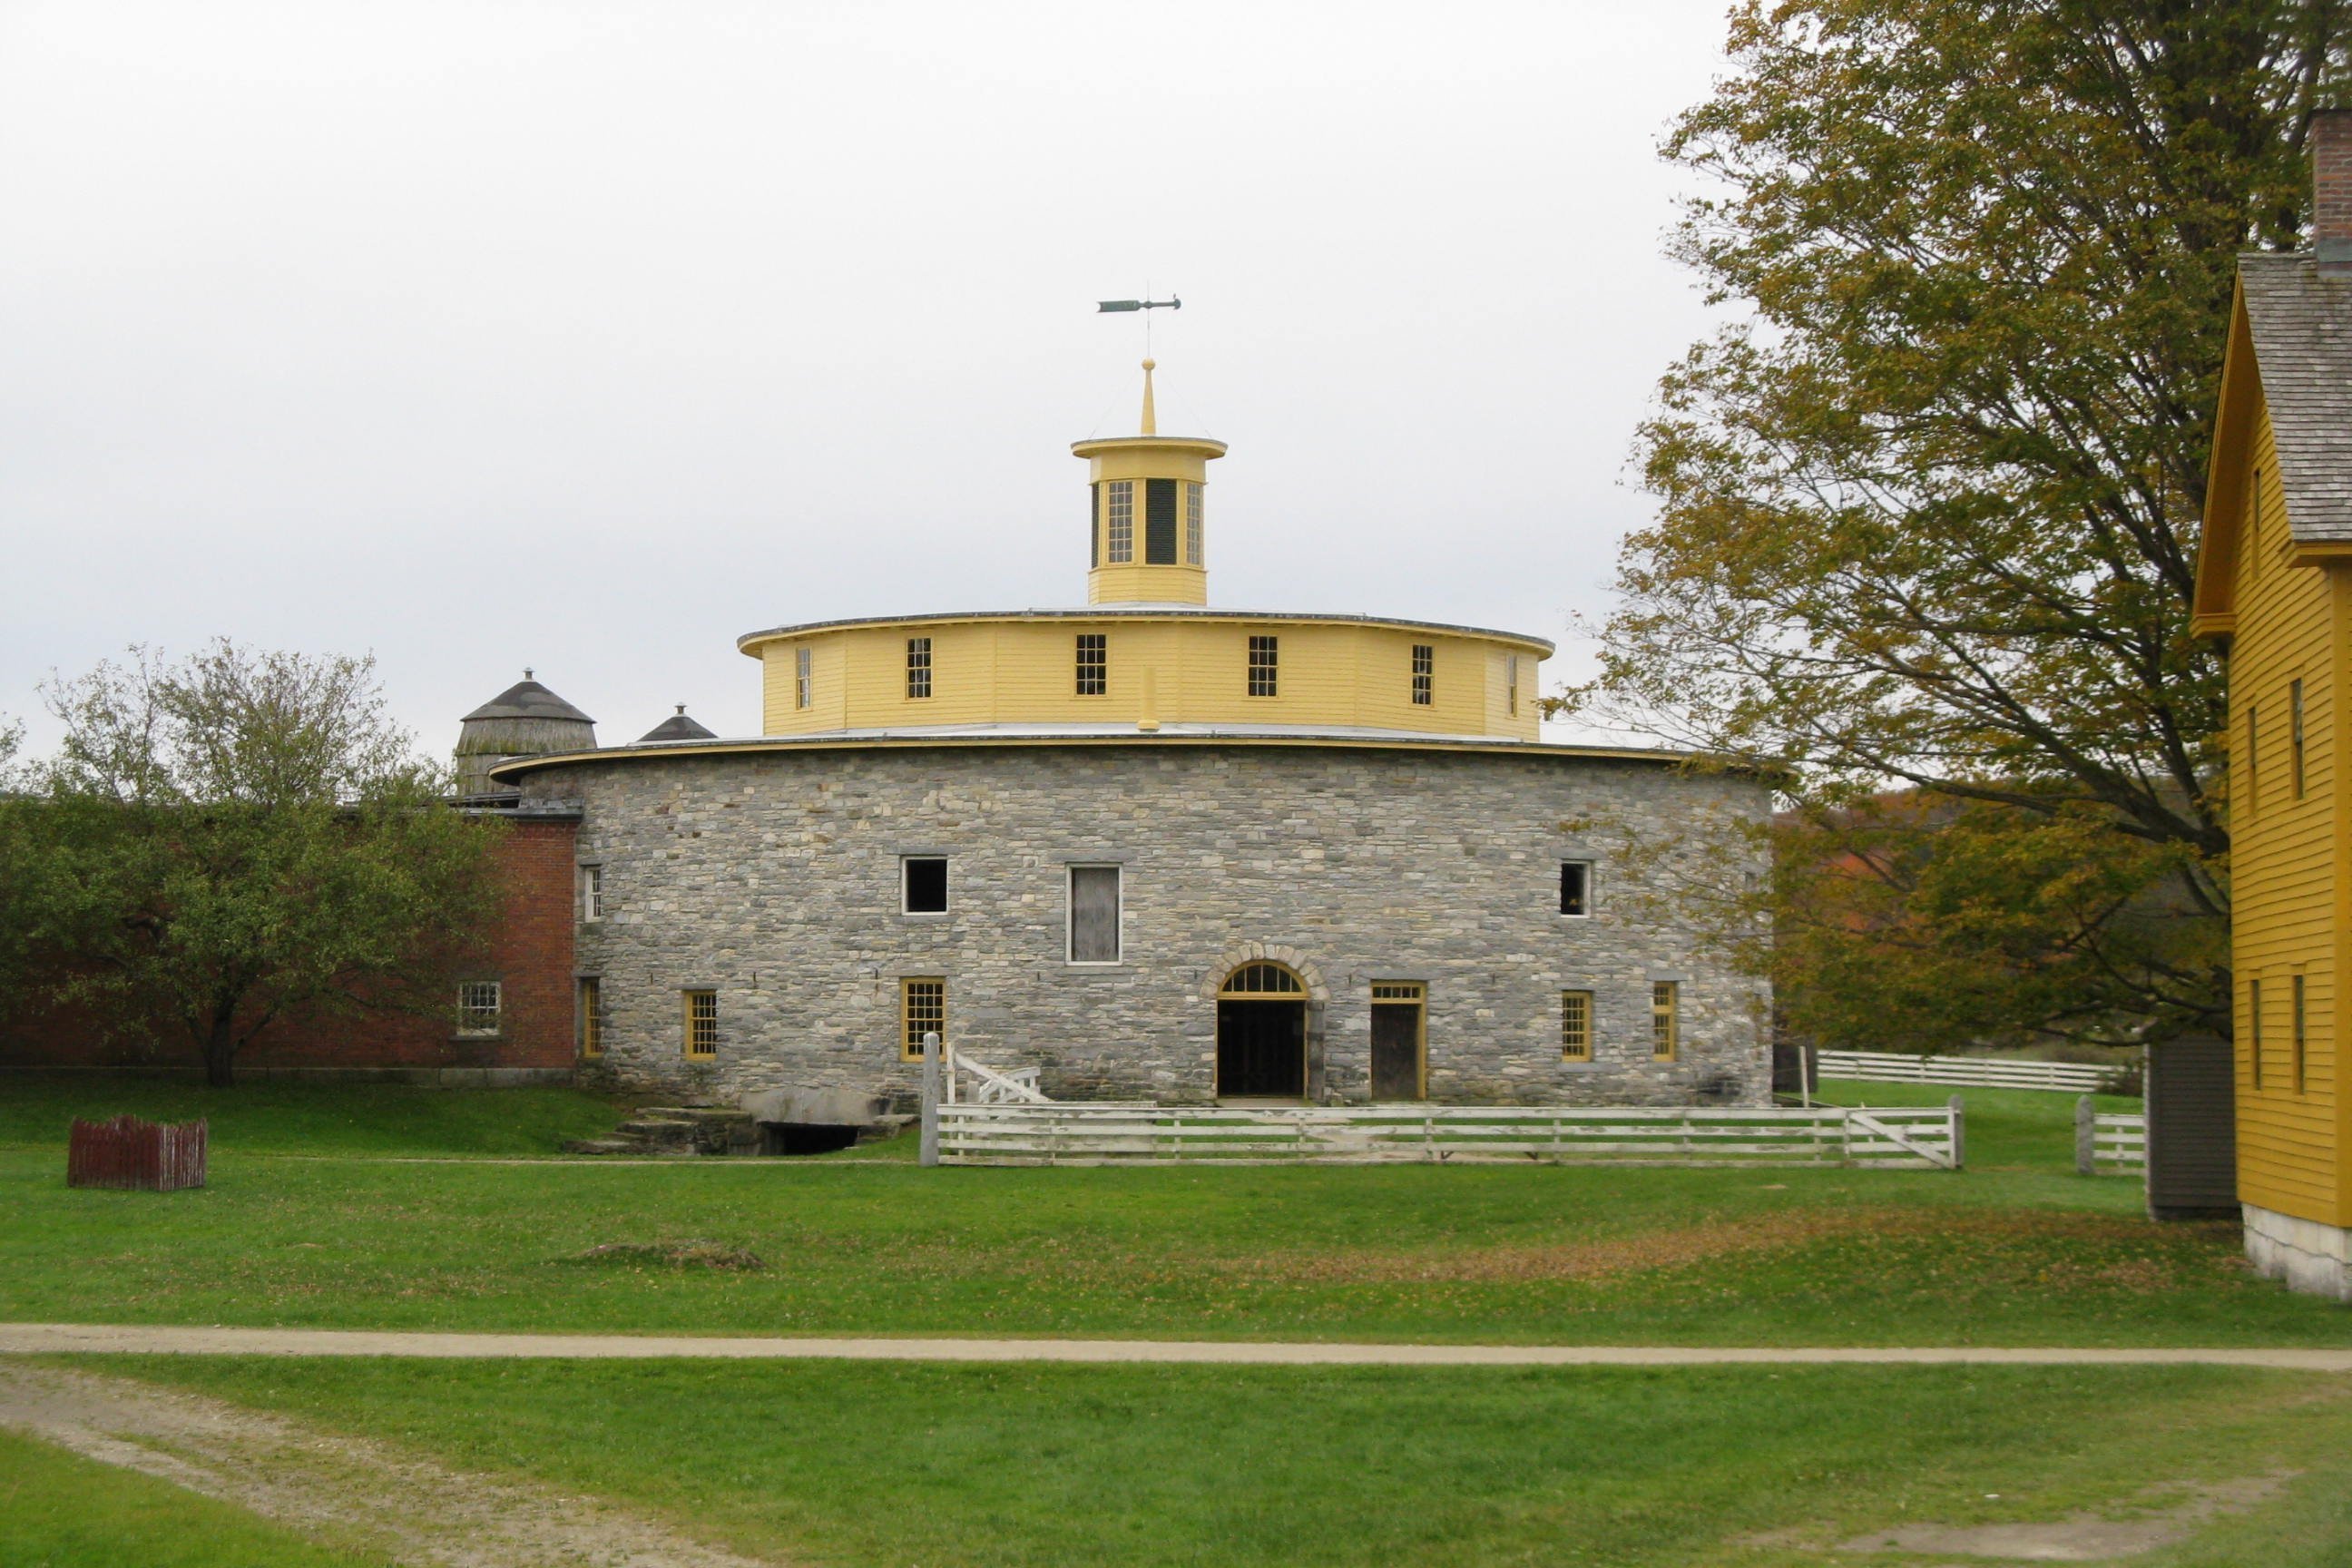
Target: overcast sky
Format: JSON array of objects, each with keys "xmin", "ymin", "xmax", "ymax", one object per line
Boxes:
[{"xmin": 2, "ymin": 0, "xmax": 1742, "ymax": 759}]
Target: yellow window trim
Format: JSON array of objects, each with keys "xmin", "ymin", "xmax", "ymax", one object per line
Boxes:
[
  {"xmin": 683, "ymin": 988, "xmax": 718, "ymax": 1059},
  {"xmin": 900, "ymin": 976, "xmax": 946, "ymax": 1062},
  {"xmin": 1651, "ymin": 981, "xmax": 1679, "ymax": 1063},
  {"xmin": 1562, "ymin": 989, "xmax": 1593, "ymax": 1063}
]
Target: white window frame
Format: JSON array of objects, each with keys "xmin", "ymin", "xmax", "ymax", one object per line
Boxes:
[
  {"xmin": 580, "ymin": 864, "xmax": 603, "ymax": 923},
  {"xmin": 795, "ymin": 645, "xmax": 812, "ymax": 710},
  {"xmin": 456, "ymin": 980, "xmax": 503, "ymax": 1038},
  {"xmin": 1560, "ymin": 860, "xmax": 1594, "ymax": 918},
  {"xmin": 1106, "ymin": 480, "xmax": 1134, "ymax": 564},
  {"xmin": 1065, "ymin": 863, "xmax": 1123, "ymax": 965},
  {"xmin": 1183, "ymin": 482, "xmax": 1203, "ymax": 565},
  {"xmin": 902, "ymin": 855, "xmax": 949, "ymax": 916}
]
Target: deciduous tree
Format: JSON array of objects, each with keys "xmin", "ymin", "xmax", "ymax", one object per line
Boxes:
[
  {"xmin": 1575, "ymin": 0, "xmax": 2348, "ymax": 1042},
  {"xmin": 34, "ymin": 642, "xmax": 504, "ymax": 1085}
]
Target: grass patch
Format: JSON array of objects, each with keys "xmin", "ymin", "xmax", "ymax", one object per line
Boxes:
[
  {"xmin": 101, "ymin": 1355, "xmax": 2352, "ymax": 1567},
  {"xmin": 555, "ymin": 1240, "xmax": 767, "ymax": 1272},
  {"xmin": 1, "ymin": 1072, "xmax": 2335, "ymax": 1346},
  {"xmin": 3, "ymin": 1148, "xmax": 2341, "ymax": 1344},
  {"xmin": 0, "ymin": 1073, "xmax": 625, "ymax": 1156},
  {"xmin": 0, "ymin": 1424, "xmax": 395, "ymax": 1567}
]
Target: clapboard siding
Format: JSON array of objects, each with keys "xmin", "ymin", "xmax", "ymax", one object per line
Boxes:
[
  {"xmin": 755, "ymin": 617, "xmax": 1544, "ymax": 741},
  {"xmin": 2230, "ymin": 403, "xmax": 2347, "ymax": 1225}
]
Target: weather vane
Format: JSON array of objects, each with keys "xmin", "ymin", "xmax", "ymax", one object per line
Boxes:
[{"xmin": 1095, "ymin": 296, "xmax": 1180, "ymax": 313}]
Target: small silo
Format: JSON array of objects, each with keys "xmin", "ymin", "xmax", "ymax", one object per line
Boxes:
[
  {"xmin": 454, "ymin": 670, "xmax": 597, "ymax": 799},
  {"xmin": 637, "ymin": 705, "xmax": 718, "ymax": 744}
]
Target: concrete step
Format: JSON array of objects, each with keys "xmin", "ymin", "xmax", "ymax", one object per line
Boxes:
[{"xmin": 560, "ymin": 1139, "xmax": 647, "ymax": 1156}]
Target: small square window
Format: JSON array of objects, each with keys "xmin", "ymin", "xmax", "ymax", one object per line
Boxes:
[
  {"xmin": 1560, "ymin": 861, "xmax": 1592, "ymax": 917},
  {"xmin": 1075, "ymin": 633, "xmax": 1107, "ymax": 697},
  {"xmin": 901, "ymin": 977, "xmax": 946, "ymax": 1061},
  {"xmin": 1561, "ymin": 990, "xmax": 1592, "ymax": 1062},
  {"xmin": 1651, "ymin": 982, "xmax": 1679, "ymax": 1062},
  {"xmin": 903, "ymin": 856, "xmax": 948, "ymax": 915},
  {"xmin": 684, "ymin": 989, "xmax": 718, "ymax": 1058},
  {"xmin": 456, "ymin": 980, "xmax": 502, "ymax": 1038},
  {"xmin": 906, "ymin": 638, "xmax": 933, "ymax": 700},
  {"xmin": 581, "ymin": 865, "xmax": 603, "ymax": 922}
]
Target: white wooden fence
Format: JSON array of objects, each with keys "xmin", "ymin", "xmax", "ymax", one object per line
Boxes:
[
  {"xmin": 2074, "ymin": 1098, "xmax": 2148, "ymax": 1175},
  {"xmin": 1818, "ymin": 1049, "xmax": 2126, "ymax": 1094},
  {"xmin": 936, "ymin": 1102, "xmax": 1965, "ymax": 1170},
  {"xmin": 940, "ymin": 1045, "xmax": 1046, "ymax": 1105}
]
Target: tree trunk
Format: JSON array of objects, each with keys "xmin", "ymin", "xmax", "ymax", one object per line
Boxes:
[{"xmin": 202, "ymin": 1013, "xmax": 239, "ymax": 1088}]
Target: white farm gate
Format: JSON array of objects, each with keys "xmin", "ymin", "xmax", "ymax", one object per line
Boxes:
[
  {"xmin": 2074, "ymin": 1098, "xmax": 2148, "ymax": 1176},
  {"xmin": 1818, "ymin": 1049, "xmax": 2125, "ymax": 1094},
  {"xmin": 935, "ymin": 1102, "xmax": 1964, "ymax": 1170}
]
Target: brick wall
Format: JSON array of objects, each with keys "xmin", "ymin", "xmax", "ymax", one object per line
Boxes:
[
  {"xmin": 2317, "ymin": 108, "xmax": 2352, "ymax": 276},
  {"xmin": 0, "ymin": 816, "xmax": 579, "ymax": 1079}
]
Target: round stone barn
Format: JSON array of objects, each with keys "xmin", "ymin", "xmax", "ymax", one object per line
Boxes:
[{"xmin": 488, "ymin": 365, "xmax": 1773, "ymax": 1111}]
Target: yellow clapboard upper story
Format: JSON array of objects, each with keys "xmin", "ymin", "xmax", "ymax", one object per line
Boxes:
[
  {"xmin": 736, "ymin": 359, "xmax": 1552, "ymax": 743},
  {"xmin": 2192, "ymin": 252, "xmax": 2352, "ymax": 1231}
]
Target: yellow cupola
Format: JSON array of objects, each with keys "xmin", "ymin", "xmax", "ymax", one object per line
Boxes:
[{"xmin": 1073, "ymin": 358, "xmax": 1227, "ymax": 606}]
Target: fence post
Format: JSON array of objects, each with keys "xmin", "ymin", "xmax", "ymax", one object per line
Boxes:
[
  {"xmin": 2073, "ymin": 1094, "xmax": 2094, "ymax": 1176},
  {"xmin": 1947, "ymin": 1093, "xmax": 1965, "ymax": 1171},
  {"xmin": 920, "ymin": 1031, "xmax": 941, "ymax": 1167}
]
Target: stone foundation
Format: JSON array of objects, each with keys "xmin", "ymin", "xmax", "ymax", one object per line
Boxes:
[{"xmin": 2244, "ymin": 1202, "xmax": 2352, "ymax": 1303}]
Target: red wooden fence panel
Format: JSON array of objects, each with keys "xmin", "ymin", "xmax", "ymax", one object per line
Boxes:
[{"xmin": 66, "ymin": 1115, "xmax": 208, "ymax": 1191}]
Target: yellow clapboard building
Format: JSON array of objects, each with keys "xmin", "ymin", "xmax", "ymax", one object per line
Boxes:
[{"xmin": 2190, "ymin": 109, "xmax": 2352, "ymax": 1300}]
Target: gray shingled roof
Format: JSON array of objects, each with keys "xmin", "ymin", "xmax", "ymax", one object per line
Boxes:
[
  {"xmin": 637, "ymin": 707, "xmax": 718, "ymax": 743},
  {"xmin": 2241, "ymin": 254, "xmax": 2352, "ymax": 543},
  {"xmin": 462, "ymin": 679, "xmax": 595, "ymax": 724}
]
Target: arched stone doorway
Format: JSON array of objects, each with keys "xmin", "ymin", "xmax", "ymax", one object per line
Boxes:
[{"xmin": 1217, "ymin": 962, "xmax": 1308, "ymax": 1101}]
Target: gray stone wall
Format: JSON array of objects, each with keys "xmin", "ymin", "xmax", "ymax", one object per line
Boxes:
[{"xmin": 523, "ymin": 743, "xmax": 1773, "ymax": 1108}]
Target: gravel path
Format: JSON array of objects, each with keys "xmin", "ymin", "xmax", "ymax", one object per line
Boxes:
[
  {"xmin": 5, "ymin": 1322, "xmax": 2350, "ymax": 1368},
  {"xmin": 0, "ymin": 1362, "xmax": 783, "ymax": 1567}
]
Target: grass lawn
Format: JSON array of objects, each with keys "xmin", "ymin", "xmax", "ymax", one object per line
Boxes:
[
  {"xmin": 76, "ymin": 1354, "xmax": 2352, "ymax": 1567},
  {"xmin": 0, "ymin": 1073, "xmax": 2341, "ymax": 1346},
  {"xmin": 0, "ymin": 1425, "xmax": 394, "ymax": 1567},
  {"xmin": 0, "ymin": 1073, "xmax": 627, "ymax": 1156}
]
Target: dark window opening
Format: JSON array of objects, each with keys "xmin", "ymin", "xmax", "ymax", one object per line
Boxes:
[
  {"xmin": 1144, "ymin": 477, "xmax": 1179, "ymax": 564},
  {"xmin": 1560, "ymin": 861, "xmax": 1592, "ymax": 916},
  {"xmin": 903, "ymin": 857, "xmax": 948, "ymax": 914}
]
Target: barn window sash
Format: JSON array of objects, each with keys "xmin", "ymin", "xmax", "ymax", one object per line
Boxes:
[
  {"xmin": 1068, "ymin": 865, "xmax": 1122, "ymax": 964},
  {"xmin": 1561, "ymin": 991, "xmax": 1592, "ymax": 1061},
  {"xmin": 901, "ymin": 977, "xmax": 946, "ymax": 1061},
  {"xmin": 683, "ymin": 990, "xmax": 718, "ymax": 1058}
]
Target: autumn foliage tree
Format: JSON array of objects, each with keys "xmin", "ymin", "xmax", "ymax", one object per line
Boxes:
[
  {"xmin": 23, "ymin": 642, "xmax": 505, "ymax": 1085},
  {"xmin": 1575, "ymin": 0, "xmax": 2348, "ymax": 1045}
]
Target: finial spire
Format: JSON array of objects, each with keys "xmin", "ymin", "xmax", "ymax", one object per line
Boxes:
[{"xmin": 1140, "ymin": 358, "xmax": 1157, "ymax": 436}]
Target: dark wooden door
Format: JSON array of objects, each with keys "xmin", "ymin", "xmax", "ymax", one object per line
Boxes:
[
  {"xmin": 1217, "ymin": 1001, "xmax": 1306, "ymax": 1098},
  {"xmin": 1369, "ymin": 1004, "xmax": 1423, "ymax": 1101}
]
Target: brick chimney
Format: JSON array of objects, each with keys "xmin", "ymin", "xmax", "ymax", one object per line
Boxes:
[{"xmin": 2317, "ymin": 108, "xmax": 2352, "ymax": 277}]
